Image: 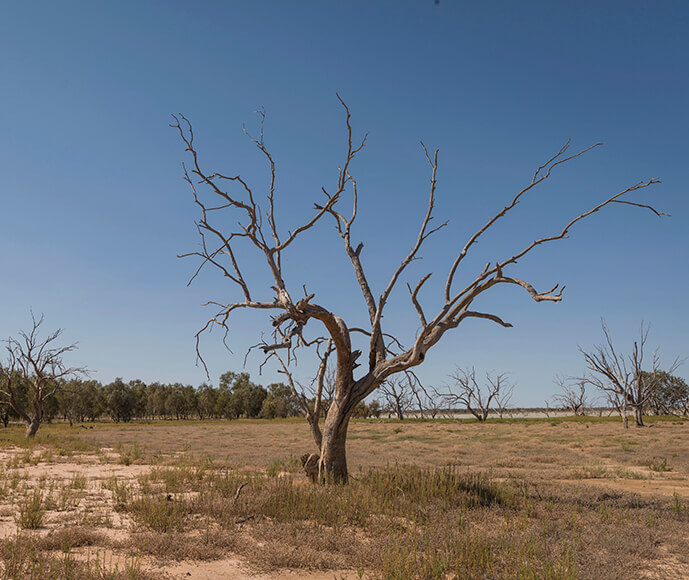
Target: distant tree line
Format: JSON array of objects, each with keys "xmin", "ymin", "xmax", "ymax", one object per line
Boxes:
[{"xmin": 0, "ymin": 370, "xmax": 308, "ymax": 426}]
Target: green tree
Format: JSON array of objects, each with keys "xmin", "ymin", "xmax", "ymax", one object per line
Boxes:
[
  {"xmin": 57, "ymin": 379, "xmax": 79, "ymax": 425},
  {"xmin": 0, "ymin": 370, "xmax": 31, "ymax": 427},
  {"xmin": 261, "ymin": 382, "xmax": 300, "ymax": 419},
  {"xmin": 104, "ymin": 378, "xmax": 137, "ymax": 423},
  {"xmin": 217, "ymin": 372, "xmax": 267, "ymax": 418},
  {"xmin": 146, "ymin": 383, "xmax": 168, "ymax": 419},
  {"xmin": 128, "ymin": 379, "xmax": 148, "ymax": 420},
  {"xmin": 197, "ymin": 382, "xmax": 217, "ymax": 419},
  {"xmin": 82, "ymin": 380, "xmax": 105, "ymax": 421},
  {"xmin": 645, "ymin": 371, "xmax": 689, "ymax": 415}
]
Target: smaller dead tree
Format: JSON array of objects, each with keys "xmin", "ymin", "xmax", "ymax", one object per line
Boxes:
[
  {"xmin": 379, "ymin": 376, "xmax": 414, "ymax": 420},
  {"xmin": 441, "ymin": 367, "xmax": 510, "ymax": 422},
  {"xmin": 379, "ymin": 372, "xmax": 440, "ymax": 419},
  {"xmin": 553, "ymin": 376, "xmax": 589, "ymax": 416},
  {"xmin": 492, "ymin": 375, "xmax": 515, "ymax": 419},
  {"xmin": 0, "ymin": 314, "xmax": 85, "ymax": 438},
  {"xmin": 579, "ymin": 322, "xmax": 679, "ymax": 428},
  {"xmin": 413, "ymin": 382, "xmax": 443, "ymax": 419}
]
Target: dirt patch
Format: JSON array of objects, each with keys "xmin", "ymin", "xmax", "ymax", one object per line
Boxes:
[{"xmin": 162, "ymin": 559, "xmax": 358, "ymax": 580}]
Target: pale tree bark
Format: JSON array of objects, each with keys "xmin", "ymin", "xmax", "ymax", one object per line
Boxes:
[
  {"xmin": 580, "ymin": 322, "xmax": 679, "ymax": 428},
  {"xmin": 0, "ymin": 314, "xmax": 85, "ymax": 438},
  {"xmin": 172, "ymin": 99, "xmax": 663, "ymax": 483},
  {"xmin": 606, "ymin": 392, "xmax": 630, "ymax": 429}
]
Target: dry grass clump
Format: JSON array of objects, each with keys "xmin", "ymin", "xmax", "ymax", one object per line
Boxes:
[
  {"xmin": 126, "ymin": 494, "xmax": 189, "ymax": 533},
  {"xmin": 240, "ymin": 521, "xmax": 369, "ymax": 571},
  {"xmin": 37, "ymin": 526, "xmax": 108, "ymax": 551},
  {"xmin": 15, "ymin": 487, "xmax": 46, "ymax": 529},
  {"xmin": 0, "ymin": 534, "xmax": 157, "ymax": 580},
  {"xmin": 569, "ymin": 462, "xmax": 649, "ymax": 480},
  {"xmin": 126, "ymin": 530, "xmax": 239, "ymax": 561}
]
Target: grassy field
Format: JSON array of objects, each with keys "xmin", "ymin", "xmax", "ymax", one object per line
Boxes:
[{"xmin": 0, "ymin": 416, "xmax": 688, "ymax": 579}]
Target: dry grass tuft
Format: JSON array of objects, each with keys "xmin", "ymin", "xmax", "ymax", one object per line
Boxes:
[{"xmin": 0, "ymin": 534, "xmax": 158, "ymax": 579}]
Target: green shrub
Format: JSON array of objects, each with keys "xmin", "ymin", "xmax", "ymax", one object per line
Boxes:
[{"xmin": 16, "ymin": 488, "xmax": 45, "ymax": 529}]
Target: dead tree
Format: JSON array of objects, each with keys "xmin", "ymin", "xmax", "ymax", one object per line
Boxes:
[
  {"xmin": 0, "ymin": 314, "xmax": 85, "ymax": 437},
  {"xmin": 411, "ymin": 381, "xmax": 443, "ymax": 419},
  {"xmin": 579, "ymin": 322, "xmax": 678, "ymax": 427},
  {"xmin": 172, "ymin": 99, "xmax": 662, "ymax": 482},
  {"xmin": 379, "ymin": 376, "xmax": 414, "ymax": 420},
  {"xmin": 553, "ymin": 376, "xmax": 589, "ymax": 416},
  {"xmin": 492, "ymin": 375, "xmax": 515, "ymax": 419},
  {"xmin": 441, "ymin": 367, "xmax": 509, "ymax": 421}
]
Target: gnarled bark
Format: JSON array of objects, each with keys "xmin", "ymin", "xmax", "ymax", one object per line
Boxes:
[{"xmin": 319, "ymin": 398, "xmax": 352, "ymax": 483}]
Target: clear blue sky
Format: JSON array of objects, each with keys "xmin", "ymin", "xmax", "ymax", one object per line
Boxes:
[{"xmin": 1, "ymin": 1, "xmax": 687, "ymax": 406}]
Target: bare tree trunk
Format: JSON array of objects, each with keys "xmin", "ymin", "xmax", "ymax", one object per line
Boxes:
[
  {"xmin": 309, "ymin": 417, "xmax": 323, "ymax": 449},
  {"xmin": 633, "ymin": 405, "xmax": 644, "ymax": 427},
  {"xmin": 395, "ymin": 400, "xmax": 404, "ymax": 421},
  {"xmin": 26, "ymin": 416, "xmax": 41, "ymax": 438},
  {"xmin": 318, "ymin": 399, "xmax": 351, "ymax": 483}
]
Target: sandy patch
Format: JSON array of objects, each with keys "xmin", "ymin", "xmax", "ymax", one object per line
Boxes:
[{"xmin": 162, "ymin": 559, "xmax": 359, "ymax": 580}]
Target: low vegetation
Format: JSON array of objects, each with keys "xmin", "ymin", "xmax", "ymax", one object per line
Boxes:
[{"xmin": 0, "ymin": 417, "xmax": 687, "ymax": 578}]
